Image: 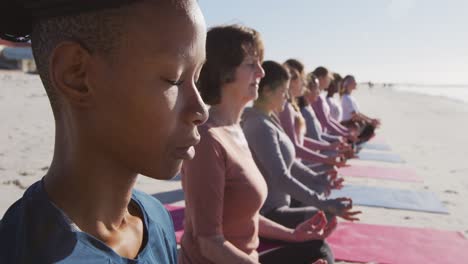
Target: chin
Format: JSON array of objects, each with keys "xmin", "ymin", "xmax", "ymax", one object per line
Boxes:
[
  {"xmin": 143, "ymin": 160, "xmax": 183, "ymax": 181},
  {"xmin": 249, "ymin": 93, "xmax": 259, "ymax": 102},
  {"xmin": 248, "ymin": 88, "xmax": 259, "ymax": 99},
  {"xmin": 163, "ymin": 162, "xmax": 183, "ymax": 180}
]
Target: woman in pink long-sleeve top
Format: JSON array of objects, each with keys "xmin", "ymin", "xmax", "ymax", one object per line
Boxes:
[
  {"xmin": 311, "ymin": 67, "xmax": 357, "ymax": 143},
  {"xmin": 180, "ymin": 25, "xmax": 335, "ymax": 264}
]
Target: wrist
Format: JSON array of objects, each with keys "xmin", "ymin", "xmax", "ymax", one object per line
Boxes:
[
  {"xmin": 320, "ymin": 200, "xmax": 335, "ymax": 215},
  {"xmin": 285, "ymin": 228, "xmax": 298, "ymax": 242}
]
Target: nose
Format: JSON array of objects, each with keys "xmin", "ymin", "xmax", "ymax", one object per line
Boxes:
[
  {"xmin": 185, "ymin": 80, "xmax": 209, "ymax": 126},
  {"xmin": 256, "ymin": 61, "xmax": 265, "ymax": 79}
]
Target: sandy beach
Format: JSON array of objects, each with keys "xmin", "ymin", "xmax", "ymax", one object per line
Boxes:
[{"xmin": 1, "ymin": 70, "xmax": 467, "ymax": 258}]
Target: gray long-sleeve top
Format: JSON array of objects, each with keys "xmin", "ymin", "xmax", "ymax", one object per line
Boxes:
[
  {"xmin": 301, "ymin": 104, "xmax": 342, "ymax": 143},
  {"xmin": 241, "ymin": 107, "xmax": 324, "ymax": 215}
]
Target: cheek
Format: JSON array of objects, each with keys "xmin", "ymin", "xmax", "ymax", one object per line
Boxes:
[
  {"xmin": 275, "ymin": 93, "xmax": 285, "ymax": 106},
  {"xmin": 98, "ymin": 79, "xmax": 179, "ymax": 150},
  {"xmin": 241, "ymin": 69, "xmax": 254, "ymax": 86},
  {"xmin": 293, "ymin": 86, "xmax": 301, "ymax": 95}
]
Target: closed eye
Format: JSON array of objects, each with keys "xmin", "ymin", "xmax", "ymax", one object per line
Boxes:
[{"xmin": 163, "ymin": 78, "xmax": 184, "ymax": 86}]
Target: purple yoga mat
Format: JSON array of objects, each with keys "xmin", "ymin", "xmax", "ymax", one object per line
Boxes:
[{"xmin": 339, "ymin": 165, "xmax": 423, "ymax": 182}]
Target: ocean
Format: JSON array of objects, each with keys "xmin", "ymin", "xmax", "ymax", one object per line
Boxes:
[{"xmin": 390, "ymin": 84, "xmax": 468, "ymax": 104}]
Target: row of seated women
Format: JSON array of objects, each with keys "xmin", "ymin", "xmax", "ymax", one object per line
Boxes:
[
  {"xmin": 0, "ymin": 1, "xmax": 383, "ymax": 263},
  {"xmin": 178, "ymin": 24, "xmax": 380, "ymax": 264}
]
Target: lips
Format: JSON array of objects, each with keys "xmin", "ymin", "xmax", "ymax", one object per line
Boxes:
[
  {"xmin": 174, "ymin": 137, "xmax": 200, "ymax": 160},
  {"xmin": 250, "ymin": 82, "xmax": 259, "ymax": 89},
  {"xmin": 250, "ymin": 78, "xmax": 261, "ymax": 88},
  {"xmin": 174, "ymin": 146, "xmax": 196, "ymax": 160}
]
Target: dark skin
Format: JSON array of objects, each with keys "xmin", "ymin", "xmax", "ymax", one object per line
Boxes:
[{"xmin": 43, "ymin": 0, "xmax": 208, "ymax": 258}]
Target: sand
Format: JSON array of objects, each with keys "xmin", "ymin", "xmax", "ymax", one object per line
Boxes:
[{"xmin": 1, "ymin": 70, "xmax": 468, "ymax": 261}]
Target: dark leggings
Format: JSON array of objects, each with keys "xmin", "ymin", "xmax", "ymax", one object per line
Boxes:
[
  {"xmin": 341, "ymin": 120, "xmax": 375, "ymax": 144},
  {"xmin": 260, "ymin": 206, "xmax": 335, "ymax": 264},
  {"xmin": 259, "ymin": 240, "xmax": 333, "ymax": 264}
]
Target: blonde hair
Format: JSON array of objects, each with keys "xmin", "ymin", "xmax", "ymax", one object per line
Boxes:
[{"xmin": 283, "ymin": 64, "xmax": 306, "ymax": 138}]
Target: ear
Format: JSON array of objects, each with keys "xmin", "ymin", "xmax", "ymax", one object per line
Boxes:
[
  {"xmin": 262, "ymin": 84, "xmax": 274, "ymax": 97},
  {"xmin": 49, "ymin": 41, "xmax": 93, "ymax": 107}
]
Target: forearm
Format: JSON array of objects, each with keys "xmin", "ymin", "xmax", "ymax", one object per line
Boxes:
[
  {"xmin": 322, "ymin": 133, "xmax": 342, "ymax": 143},
  {"xmin": 278, "ymin": 173, "xmax": 323, "ymax": 208},
  {"xmin": 351, "ymin": 112, "xmax": 367, "ymax": 123},
  {"xmin": 199, "ymin": 235, "xmax": 259, "ymax": 264},
  {"xmin": 291, "ymin": 161, "xmax": 326, "ymax": 194},
  {"xmin": 258, "ymin": 215, "xmax": 295, "ymax": 242},
  {"xmin": 325, "ymin": 119, "xmax": 348, "ymax": 136},
  {"xmin": 303, "ymin": 137, "xmax": 331, "ymax": 151},
  {"xmin": 330, "ymin": 118, "xmax": 350, "ymax": 134},
  {"xmin": 295, "ymin": 145, "xmax": 331, "ymax": 164},
  {"xmin": 359, "ymin": 113, "xmax": 374, "ymax": 123}
]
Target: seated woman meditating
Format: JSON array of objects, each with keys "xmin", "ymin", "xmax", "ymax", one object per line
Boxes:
[
  {"xmin": 278, "ymin": 59, "xmax": 349, "ymax": 169},
  {"xmin": 340, "ymin": 75, "xmax": 381, "ymax": 144},
  {"xmin": 180, "ymin": 25, "xmax": 338, "ymax": 264},
  {"xmin": 326, "ymin": 73, "xmax": 344, "ymax": 122},
  {"xmin": 311, "ymin": 67, "xmax": 357, "ymax": 143},
  {"xmin": 242, "ymin": 61, "xmax": 361, "ymax": 262},
  {"xmin": 0, "ymin": 0, "xmax": 207, "ymax": 263},
  {"xmin": 298, "ymin": 73, "xmax": 355, "ymax": 159}
]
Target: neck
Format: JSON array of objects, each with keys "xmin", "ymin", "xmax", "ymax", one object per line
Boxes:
[
  {"xmin": 44, "ymin": 123, "xmax": 138, "ymax": 232},
  {"xmin": 253, "ymin": 99, "xmax": 273, "ymax": 116},
  {"xmin": 209, "ymin": 97, "xmax": 248, "ymax": 126}
]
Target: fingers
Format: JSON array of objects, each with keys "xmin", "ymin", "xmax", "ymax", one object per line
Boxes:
[
  {"xmin": 341, "ymin": 215, "xmax": 360, "ymax": 222},
  {"xmin": 311, "ymin": 259, "xmax": 327, "ymax": 264},
  {"xmin": 295, "ymin": 213, "xmax": 328, "ymax": 241},
  {"xmin": 302, "ymin": 211, "xmax": 327, "ymax": 232},
  {"xmin": 310, "ymin": 211, "xmax": 324, "ymax": 224},
  {"xmin": 322, "ymin": 217, "xmax": 338, "ymax": 238},
  {"xmin": 311, "ymin": 211, "xmax": 327, "ymax": 230},
  {"xmin": 332, "ymin": 177, "xmax": 344, "ymax": 189},
  {"xmin": 335, "ymin": 197, "xmax": 353, "ymax": 208},
  {"xmin": 326, "ymin": 169, "xmax": 338, "ymax": 180},
  {"xmin": 341, "ymin": 210, "xmax": 362, "ymax": 222},
  {"xmin": 346, "ymin": 210, "xmax": 362, "ymax": 216}
]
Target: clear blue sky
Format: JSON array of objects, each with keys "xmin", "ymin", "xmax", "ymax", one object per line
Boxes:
[{"xmin": 199, "ymin": 0, "xmax": 468, "ymax": 85}]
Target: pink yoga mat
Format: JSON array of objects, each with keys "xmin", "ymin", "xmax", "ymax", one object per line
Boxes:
[
  {"xmin": 260, "ymin": 222, "xmax": 468, "ymax": 264},
  {"xmin": 165, "ymin": 205, "xmax": 468, "ymax": 264},
  {"xmin": 338, "ymin": 165, "xmax": 423, "ymax": 182},
  {"xmin": 328, "ymin": 222, "xmax": 468, "ymax": 264},
  {"xmin": 164, "ymin": 205, "xmax": 185, "ymax": 243}
]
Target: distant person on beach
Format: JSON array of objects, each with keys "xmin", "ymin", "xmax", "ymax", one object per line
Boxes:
[
  {"xmin": 242, "ymin": 59, "xmax": 360, "ymax": 224},
  {"xmin": 181, "ymin": 25, "xmax": 335, "ymax": 264},
  {"xmin": 299, "ymin": 73, "xmax": 355, "ymax": 159},
  {"xmin": 0, "ymin": 0, "xmax": 208, "ymax": 263},
  {"xmin": 311, "ymin": 66, "xmax": 357, "ymax": 143},
  {"xmin": 340, "ymin": 75, "xmax": 381, "ymax": 144},
  {"xmin": 278, "ymin": 59, "xmax": 348, "ymax": 170}
]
